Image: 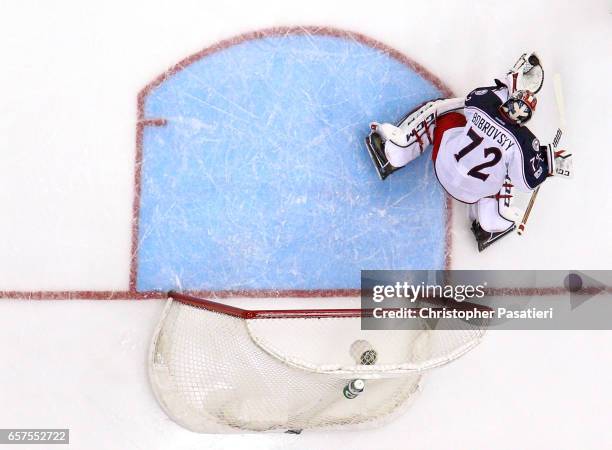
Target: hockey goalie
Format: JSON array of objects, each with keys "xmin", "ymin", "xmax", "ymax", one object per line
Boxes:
[{"xmin": 365, "ymin": 53, "xmax": 573, "ymax": 251}]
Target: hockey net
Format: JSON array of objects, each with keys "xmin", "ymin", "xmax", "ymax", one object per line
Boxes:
[{"xmin": 149, "ymin": 292, "xmax": 486, "ymax": 433}]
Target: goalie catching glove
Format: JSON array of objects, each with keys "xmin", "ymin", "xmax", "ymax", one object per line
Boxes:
[{"xmin": 506, "ymin": 52, "xmax": 544, "ymax": 94}]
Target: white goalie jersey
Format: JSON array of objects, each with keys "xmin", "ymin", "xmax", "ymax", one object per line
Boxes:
[{"xmin": 434, "ymin": 82, "xmax": 551, "ymax": 204}]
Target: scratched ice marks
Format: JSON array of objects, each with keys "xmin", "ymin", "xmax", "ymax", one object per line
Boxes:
[{"xmin": 137, "ymin": 32, "xmax": 447, "ymax": 292}]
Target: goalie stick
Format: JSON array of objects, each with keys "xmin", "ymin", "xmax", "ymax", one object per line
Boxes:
[
  {"xmin": 517, "ymin": 185, "xmax": 541, "ymax": 235},
  {"xmin": 517, "ymin": 73, "xmax": 566, "ymax": 236}
]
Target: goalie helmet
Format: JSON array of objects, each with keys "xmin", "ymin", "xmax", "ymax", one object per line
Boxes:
[{"xmin": 500, "ymin": 90, "xmax": 537, "ymax": 125}]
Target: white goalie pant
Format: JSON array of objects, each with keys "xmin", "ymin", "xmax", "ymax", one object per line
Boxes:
[
  {"xmin": 375, "ymin": 98, "xmax": 465, "ymax": 168},
  {"xmin": 469, "ymin": 197, "xmax": 515, "ymax": 233}
]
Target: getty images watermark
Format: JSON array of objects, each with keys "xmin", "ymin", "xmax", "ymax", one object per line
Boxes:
[{"xmin": 360, "ymin": 270, "xmax": 612, "ymax": 330}]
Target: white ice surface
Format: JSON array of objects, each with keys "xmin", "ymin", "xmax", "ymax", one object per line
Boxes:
[
  {"xmin": 1, "ymin": 0, "xmax": 611, "ymax": 449},
  {"xmin": 1, "ymin": 300, "xmax": 611, "ymax": 449}
]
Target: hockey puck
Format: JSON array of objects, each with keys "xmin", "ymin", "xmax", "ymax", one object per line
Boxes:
[
  {"xmin": 564, "ymin": 273, "xmax": 583, "ymax": 293},
  {"xmin": 359, "ymin": 349, "xmax": 378, "ymax": 365}
]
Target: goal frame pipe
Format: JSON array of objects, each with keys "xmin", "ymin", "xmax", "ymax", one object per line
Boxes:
[{"xmin": 167, "ymin": 291, "xmax": 492, "ymax": 320}]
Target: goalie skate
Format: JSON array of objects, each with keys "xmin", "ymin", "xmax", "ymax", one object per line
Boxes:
[
  {"xmin": 471, "ymin": 220, "xmax": 516, "ymax": 252},
  {"xmin": 364, "ymin": 131, "xmax": 398, "ymax": 180}
]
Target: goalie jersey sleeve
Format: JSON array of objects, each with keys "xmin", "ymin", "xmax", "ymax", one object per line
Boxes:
[{"xmin": 434, "ymin": 81, "xmax": 550, "ymax": 203}]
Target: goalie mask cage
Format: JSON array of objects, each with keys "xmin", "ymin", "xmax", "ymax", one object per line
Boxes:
[{"xmin": 149, "ymin": 291, "xmax": 485, "ymax": 433}]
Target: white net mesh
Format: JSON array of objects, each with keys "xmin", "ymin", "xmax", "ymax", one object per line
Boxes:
[{"xmin": 149, "ymin": 297, "xmax": 484, "ymax": 433}]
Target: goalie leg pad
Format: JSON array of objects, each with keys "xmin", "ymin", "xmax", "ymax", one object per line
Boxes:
[
  {"xmin": 384, "ymin": 137, "xmax": 424, "ymax": 168},
  {"xmin": 476, "ymin": 196, "xmax": 515, "ymax": 233},
  {"xmin": 471, "ymin": 196, "xmax": 516, "ymax": 252},
  {"xmin": 365, "ymin": 98, "xmax": 465, "ymax": 178},
  {"xmin": 367, "ymin": 101, "xmax": 439, "ymax": 171},
  {"xmin": 365, "ymin": 126, "xmax": 426, "ymax": 171}
]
